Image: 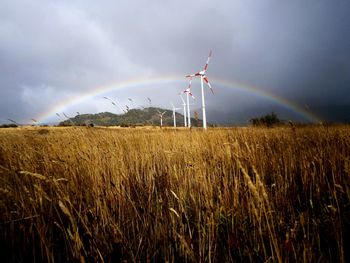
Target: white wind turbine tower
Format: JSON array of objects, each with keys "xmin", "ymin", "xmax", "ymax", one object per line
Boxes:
[
  {"xmin": 182, "ymin": 77, "xmax": 195, "ymax": 128},
  {"xmin": 186, "ymin": 50, "xmax": 214, "ymax": 129},
  {"xmin": 178, "ymin": 94, "xmax": 187, "ymax": 127},
  {"xmin": 157, "ymin": 110, "xmax": 166, "ymax": 127},
  {"xmin": 170, "ymin": 102, "xmax": 181, "ymax": 128}
]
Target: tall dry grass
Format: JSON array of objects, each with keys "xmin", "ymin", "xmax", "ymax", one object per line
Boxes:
[{"xmin": 0, "ymin": 126, "xmax": 349, "ymax": 262}]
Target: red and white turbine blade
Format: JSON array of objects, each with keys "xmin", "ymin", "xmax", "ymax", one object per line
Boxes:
[
  {"xmin": 203, "ymin": 50, "xmax": 212, "ymax": 71},
  {"xmin": 183, "ymin": 77, "xmax": 192, "ymax": 92},
  {"xmin": 203, "ymin": 76, "xmax": 214, "ymax": 94},
  {"xmin": 188, "ymin": 79, "xmax": 195, "ymax": 99}
]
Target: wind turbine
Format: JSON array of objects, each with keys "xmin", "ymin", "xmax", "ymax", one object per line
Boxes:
[
  {"xmin": 128, "ymin": 98, "xmax": 135, "ymax": 108},
  {"xmin": 186, "ymin": 50, "xmax": 214, "ymax": 129},
  {"xmin": 170, "ymin": 102, "xmax": 181, "ymax": 128},
  {"xmin": 103, "ymin": 97, "xmax": 126, "ymax": 113},
  {"xmin": 179, "ymin": 93, "xmax": 187, "ymax": 127},
  {"xmin": 157, "ymin": 110, "xmax": 166, "ymax": 127},
  {"xmin": 182, "ymin": 78, "xmax": 195, "ymax": 128},
  {"xmin": 147, "ymin": 97, "xmax": 152, "ymax": 107},
  {"xmin": 62, "ymin": 112, "xmax": 70, "ymax": 119},
  {"xmin": 63, "ymin": 112, "xmax": 74, "ymax": 125},
  {"xmin": 7, "ymin": 119, "xmax": 19, "ymax": 125}
]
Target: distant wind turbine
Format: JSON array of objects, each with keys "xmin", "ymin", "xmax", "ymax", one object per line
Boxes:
[
  {"xmin": 170, "ymin": 102, "xmax": 181, "ymax": 128},
  {"xmin": 103, "ymin": 97, "xmax": 126, "ymax": 113},
  {"xmin": 7, "ymin": 119, "xmax": 19, "ymax": 125},
  {"xmin": 157, "ymin": 110, "xmax": 166, "ymax": 127},
  {"xmin": 182, "ymin": 78, "xmax": 195, "ymax": 128},
  {"xmin": 186, "ymin": 50, "xmax": 214, "ymax": 129},
  {"xmin": 147, "ymin": 97, "xmax": 152, "ymax": 107},
  {"xmin": 128, "ymin": 98, "xmax": 135, "ymax": 108},
  {"xmin": 179, "ymin": 94, "xmax": 187, "ymax": 127},
  {"xmin": 62, "ymin": 112, "xmax": 70, "ymax": 119},
  {"xmin": 63, "ymin": 112, "xmax": 75, "ymax": 125}
]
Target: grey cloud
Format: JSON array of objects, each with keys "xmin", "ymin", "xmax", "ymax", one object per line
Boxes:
[{"xmin": 0, "ymin": 0, "xmax": 349, "ymax": 123}]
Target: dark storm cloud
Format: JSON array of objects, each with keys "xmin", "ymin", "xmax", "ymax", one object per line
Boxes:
[{"xmin": 0, "ymin": 0, "xmax": 349, "ymax": 123}]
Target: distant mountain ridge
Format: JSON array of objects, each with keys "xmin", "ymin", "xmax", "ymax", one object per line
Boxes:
[
  {"xmin": 58, "ymin": 104, "xmax": 350, "ymax": 127},
  {"xmin": 59, "ymin": 107, "xmax": 202, "ymax": 127}
]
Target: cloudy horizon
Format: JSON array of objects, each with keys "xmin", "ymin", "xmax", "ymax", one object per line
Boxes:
[{"xmin": 1, "ymin": 0, "xmax": 349, "ymax": 124}]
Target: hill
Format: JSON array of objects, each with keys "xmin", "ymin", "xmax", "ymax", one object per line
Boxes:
[{"xmin": 59, "ymin": 107, "xmax": 202, "ymax": 127}]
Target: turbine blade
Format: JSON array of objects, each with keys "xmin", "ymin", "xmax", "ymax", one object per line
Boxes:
[
  {"xmin": 203, "ymin": 76, "xmax": 214, "ymax": 94},
  {"xmin": 187, "ymin": 77, "xmax": 192, "ymax": 91},
  {"xmin": 203, "ymin": 50, "xmax": 212, "ymax": 71},
  {"xmin": 186, "ymin": 74, "xmax": 196, "ymax": 78},
  {"xmin": 7, "ymin": 119, "xmax": 18, "ymax": 124}
]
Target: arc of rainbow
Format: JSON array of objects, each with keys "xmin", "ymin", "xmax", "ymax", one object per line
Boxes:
[{"xmin": 36, "ymin": 76, "xmax": 321, "ymax": 123}]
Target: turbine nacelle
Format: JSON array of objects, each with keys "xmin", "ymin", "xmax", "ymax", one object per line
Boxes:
[
  {"xmin": 186, "ymin": 50, "xmax": 214, "ymax": 94},
  {"xmin": 183, "ymin": 88, "xmax": 195, "ymax": 99},
  {"xmin": 182, "ymin": 77, "xmax": 196, "ymax": 99}
]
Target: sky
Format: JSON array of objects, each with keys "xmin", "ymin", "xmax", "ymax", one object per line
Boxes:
[{"xmin": 1, "ymin": 0, "xmax": 349, "ymax": 124}]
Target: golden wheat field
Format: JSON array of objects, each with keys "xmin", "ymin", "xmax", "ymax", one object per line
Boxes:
[{"xmin": 0, "ymin": 125, "xmax": 349, "ymax": 262}]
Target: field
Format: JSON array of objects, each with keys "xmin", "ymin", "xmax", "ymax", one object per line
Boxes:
[{"xmin": 1, "ymin": 126, "xmax": 349, "ymax": 262}]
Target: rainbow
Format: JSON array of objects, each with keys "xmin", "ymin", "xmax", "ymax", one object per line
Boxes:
[{"xmin": 36, "ymin": 76, "xmax": 321, "ymax": 123}]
